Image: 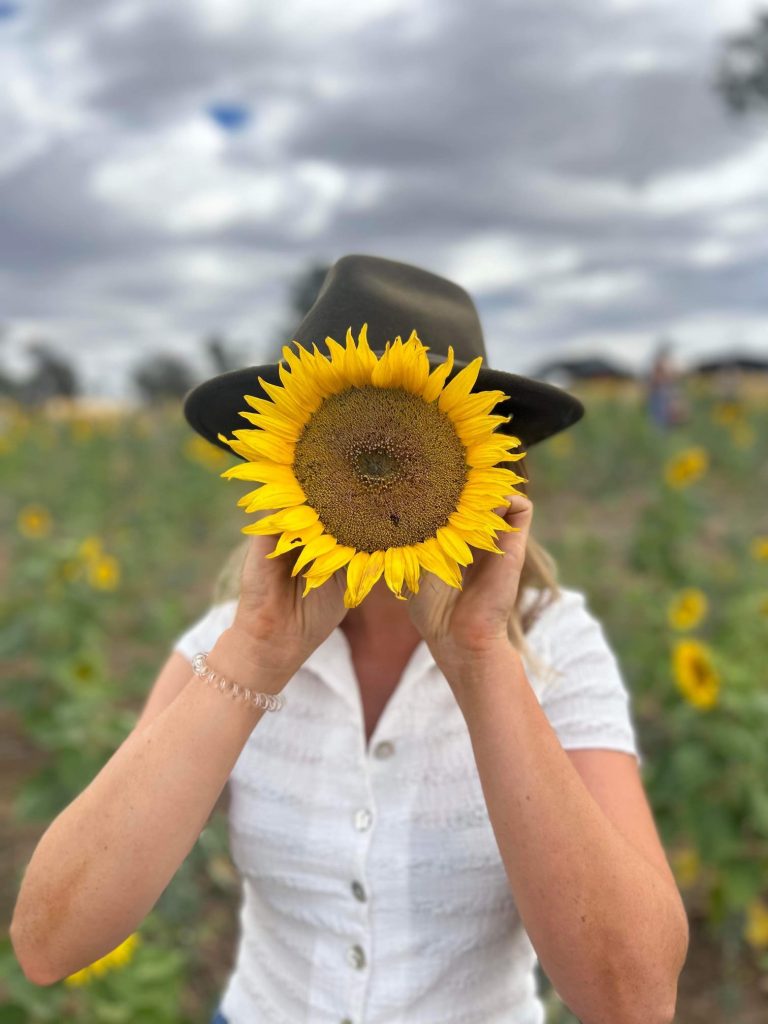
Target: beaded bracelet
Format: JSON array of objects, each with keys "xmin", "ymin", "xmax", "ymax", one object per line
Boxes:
[{"xmin": 191, "ymin": 652, "xmax": 285, "ymax": 712}]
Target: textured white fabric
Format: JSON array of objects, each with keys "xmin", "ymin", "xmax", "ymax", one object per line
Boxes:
[{"xmin": 172, "ymin": 585, "xmax": 643, "ymax": 1024}]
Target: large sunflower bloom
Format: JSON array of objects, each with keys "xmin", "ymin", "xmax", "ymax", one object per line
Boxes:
[{"xmin": 218, "ymin": 326, "xmax": 527, "ymax": 607}]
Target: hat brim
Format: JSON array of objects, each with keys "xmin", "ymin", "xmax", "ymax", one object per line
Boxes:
[{"xmin": 182, "ymin": 353, "xmax": 585, "ymax": 459}]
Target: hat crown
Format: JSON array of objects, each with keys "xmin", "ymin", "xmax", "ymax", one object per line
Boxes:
[{"xmin": 291, "ymin": 254, "xmax": 487, "ymax": 362}]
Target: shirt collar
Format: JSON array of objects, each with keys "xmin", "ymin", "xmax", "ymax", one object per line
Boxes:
[{"xmin": 301, "ymin": 623, "xmax": 436, "ymax": 709}]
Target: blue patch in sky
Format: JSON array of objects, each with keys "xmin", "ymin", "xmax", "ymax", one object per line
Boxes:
[
  {"xmin": 0, "ymin": 2, "xmax": 20, "ymax": 19},
  {"xmin": 206, "ymin": 103, "xmax": 251, "ymax": 133}
]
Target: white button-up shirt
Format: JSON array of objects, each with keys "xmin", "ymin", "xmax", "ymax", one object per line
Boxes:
[{"xmin": 172, "ymin": 585, "xmax": 642, "ymax": 1024}]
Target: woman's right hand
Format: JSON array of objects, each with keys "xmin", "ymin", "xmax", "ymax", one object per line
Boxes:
[{"xmin": 226, "ymin": 533, "xmax": 348, "ymax": 684}]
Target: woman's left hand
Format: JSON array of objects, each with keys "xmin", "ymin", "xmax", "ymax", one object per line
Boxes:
[{"xmin": 407, "ymin": 493, "xmax": 533, "ymax": 676}]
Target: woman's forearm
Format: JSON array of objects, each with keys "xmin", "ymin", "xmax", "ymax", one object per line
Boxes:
[
  {"xmin": 10, "ymin": 629, "xmax": 289, "ymax": 986},
  {"xmin": 444, "ymin": 645, "xmax": 688, "ymax": 1024}
]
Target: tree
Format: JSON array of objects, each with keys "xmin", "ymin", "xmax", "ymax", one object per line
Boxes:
[
  {"xmin": 132, "ymin": 353, "xmax": 196, "ymax": 404},
  {"xmin": 715, "ymin": 9, "xmax": 768, "ymax": 114}
]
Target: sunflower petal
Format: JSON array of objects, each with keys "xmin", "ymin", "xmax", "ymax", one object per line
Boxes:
[
  {"xmin": 221, "ymin": 461, "xmax": 298, "ymax": 485},
  {"xmin": 344, "ymin": 550, "xmax": 385, "ymax": 607},
  {"xmin": 421, "ymin": 346, "xmax": 455, "ymax": 403},
  {"xmin": 241, "ymin": 504, "xmax": 319, "ymax": 535},
  {"xmin": 401, "ymin": 545, "xmax": 421, "ymax": 594},
  {"xmin": 416, "ymin": 537, "xmax": 462, "ymax": 589},
  {"xmin": 243, "ymin": 481, "xmax": 307, "ymax": 513},
  {"xmin": 383, "ymin": 547, "xmax": 407, "ymax": 599},
  {"xmin": 303, "ymin": 543, "xmax": 356, "ymax": 578},
  {"xmin": 265, "ymin": 521, "xmax": 325, "ymax": 558},
  {"xmin": 290, "ymin": 533, "xmax": 339, "ymax": 576},
  {"xmin": 437, "ymin": 356, "xmax": 484, "ymax": 416},
  {"xmin": 232, "ymin": 429, "xmax": 295, "ymax": 464},
  {"xmin": 435, "ymin": 525, "xmax": 474, "ymax": 566}
]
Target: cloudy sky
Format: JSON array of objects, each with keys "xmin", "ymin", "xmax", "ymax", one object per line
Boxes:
[{"xmin": 0, "ymin": 0, "xmax": 766, "ymax": 397}]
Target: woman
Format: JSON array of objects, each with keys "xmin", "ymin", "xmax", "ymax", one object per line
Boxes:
[{"xmin": 11, "ymin": 256, "xmax": 689, "ymax": 1023}]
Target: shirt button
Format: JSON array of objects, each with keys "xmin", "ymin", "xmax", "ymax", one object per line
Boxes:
[
  {"xmin": 347, "ymin": 943, "xmax": 366, "ymax": 969},
  {"xmin": 351, "ymin": 880, "xmax": 367, "ymax": 902},
  {"xmin": 373, "ymin": 740, "xmax": 395, "ymax": 759},
  {"xmin": 353, "ymin": 807, "xmax": 373, "ymax": 831}
]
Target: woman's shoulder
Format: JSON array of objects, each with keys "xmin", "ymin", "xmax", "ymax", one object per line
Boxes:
[{"xmin": 520, "ymin": 583, "xmax": 588, "ymax": 634}]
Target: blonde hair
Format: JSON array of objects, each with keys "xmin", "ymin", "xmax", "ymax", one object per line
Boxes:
[{"xmin": 211, "ymin": 454, "xmax": 561, "ymax": 676}]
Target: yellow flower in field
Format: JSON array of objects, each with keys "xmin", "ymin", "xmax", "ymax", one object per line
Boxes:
[
  {"xmin": 711, "ymin": 400, "xmax": 742, "ymax": 426},
  {"xmin": 667, "ymin": 588, "xmax": 708, "ymax": 631},
  {"xmin": 670, "ymin": 846, "xmax": 701, "ymax": 888},
  {"xmin": 87, "ymin": 554, "xmax": 121, "ymax": 590},
  {"xmin": 664, "ymin": 447, "xmax": 709, "ymax": 489},
  {"xmin": 750, "ymin": 536, "xmax": 768, "ymax": 562},
  {"xmin": 64, "ymin": 932, "xmax": 140, "ymax": 987},
  {"xmin": 184, "ymin": 434, "xmax": 229, "ymax": 469},
  {"xmin": 218, "ymin": 326, "xmax": 527, "ymax": 607},
  {"xmin": 672, "ymin": 638, "xmax": 720, "ymax": 710},
  {"xmin": 17, "ymin": 503, "xmax": 53, "ymax": 538},
  {"xmin": 77, "ymin": 535, "xmax": 104, "ymax": 561},
  {"xmin": 70, "ymin": 418, "xmax": 94, "ymax": 442},
  {"xmin": 744, "ymin": 899, "xmax": 768, "ymax": 950}
]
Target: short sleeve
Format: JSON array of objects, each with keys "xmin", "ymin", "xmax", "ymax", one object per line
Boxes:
[
  {"xmin": 536, "ymin": 588, "xmax": 644, "ymax": 767},
  {"xmin": 171, "ymin": 599, "xmax": 238, "ymax": 663}
]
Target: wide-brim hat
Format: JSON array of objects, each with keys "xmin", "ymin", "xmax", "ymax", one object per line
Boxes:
[{"xmin": 182, "ymin": 254, "xmax": 585, "ymax": 456}]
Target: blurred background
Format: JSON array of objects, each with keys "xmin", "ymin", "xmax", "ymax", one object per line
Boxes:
[{"xmin": 2, "ymin": 1, "xmax": 768, "ymax": 1021}]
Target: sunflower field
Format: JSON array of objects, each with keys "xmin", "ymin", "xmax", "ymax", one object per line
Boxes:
[{"xmin": 1, "ymin": 374, "xmax": 767, "ymax": 1023}]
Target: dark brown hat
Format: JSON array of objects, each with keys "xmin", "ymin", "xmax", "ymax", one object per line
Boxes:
[{"xmin": 183, "ymin": 254, "xmax": 584, "ymax": 456}]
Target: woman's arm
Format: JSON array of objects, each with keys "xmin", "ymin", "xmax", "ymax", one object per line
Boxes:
[
  {"xmin": 448, "ymin": 645, "xmax": 688, "ymax": 1024},
  {"xmin": 9, "ymin": 629, "xmax": 288, "ymax": 986}
]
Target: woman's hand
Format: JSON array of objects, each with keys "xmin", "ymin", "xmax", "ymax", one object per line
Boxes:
[
  {"xmin": 407, "ymin": 493, "xmax": 533, "ymax": 677},
  {"xmin": 228, "ymin": 534, "xmax": 347, "ymax": 681}
]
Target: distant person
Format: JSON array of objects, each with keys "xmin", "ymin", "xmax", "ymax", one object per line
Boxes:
[{"xmin": 646, "ymin": 343, "xmax": 687, "ymax": 428}]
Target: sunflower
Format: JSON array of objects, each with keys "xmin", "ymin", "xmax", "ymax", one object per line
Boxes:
[
  {"xmin": 663, "ymin": 447, "xmax": 709, "ymax": 489},
  {"xmin": 667, "ymin": 588, "xmax": 708, "ymax": 631},
  {"xmin": 672, "ymin": 638, "xmax": 720, "ymax": 710},
  {"xmin": 218, "ymin": 326, "xmax": 527, "ymax": 607},
  {"xmin": 63, "ymin": 932, "xmax": 140, "ymax": 987}
]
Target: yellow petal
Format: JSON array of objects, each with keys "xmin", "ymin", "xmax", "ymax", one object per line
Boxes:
[
  {"xmin": 218, "ymin": 433, "xmax": 257, "ymax": 460},
  {"xmin": 236, "ymin": 409, "xmax": 302, "ymax": 441},
  {"xmin": 243, "ymin": 481, "xmax": 307, "ymax": 512},
  {"xmin": 344, "ymin": 550, "xmax": 385, "ymax": 607},
  {"xmin": 265, "ymin": 520, "xmax": 325, "ymax": 558},
  {"xmin": 290, "ymin": 533, "xmax": 339, "ymax": 576},
  {"xmin": 241, "ymin": 504, "xmax": 319, "ymax": 535},
  {"xmin": 221, "ymin": 461, "xmax": 297, "ymax": 485},
  {"xmin": 416, "ymin": 537, "xmax": 462, "ymax": 589},
  {"xmin": 400, "ymin": 331, "xmax": 430, "ymax": 394},
  {"xmin": 303, "ymin": 543, "xmax": 356, "ymax": 578},
  {"xmin": 371, "ymin": 336, "xmax": 404, "ymax": 389},
  {"xmin": 401, "ymin": 546, "xmax": 421, "ymax": 594},
  {"xmin": 311, "ymin": 342, "xmax": 346, "ymax": 394},
  {"xmin": 437, "ymin": 356, "xmax": 483, "ymax": 415},
  {"xmin": 461, "ymin": 530, "xmax": 504, "ymax": 554},
  {"xmin": 383, "ymin": 547, "xmax": 407, "ymax": 599},
  {"xmin": 257, "ymin": 376, "xmax": 308, "ymax": 421},
  {"xmin": 421, "ymin": 346, "xmax": 455, "ymax": 402},
  {"xmin": 232, "ymin": 428, "xmax": 294, "ymax": 464},
  {"xmin": 449, "ymin": 389, "xmax": 508, "ymax": 422},
  {"xmin": 435, "ymin": 525, "xmax": 474, "ymax": 566}
]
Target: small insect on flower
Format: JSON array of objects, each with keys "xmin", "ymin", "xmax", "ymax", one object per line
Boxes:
[{"xmin": 217, "ymin": 326, "xmax": 527, "ymax": 607}]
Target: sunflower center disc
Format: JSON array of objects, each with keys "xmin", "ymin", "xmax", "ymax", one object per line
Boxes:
[{"xmin": 292, "ymin": 385, "xmax": 468, "ymax": 552}]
